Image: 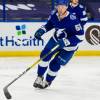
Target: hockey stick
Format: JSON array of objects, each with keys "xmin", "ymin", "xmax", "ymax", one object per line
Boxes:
[{"xmin": 3, "ymin": 45, "xmax": 59, "ymax": 99}]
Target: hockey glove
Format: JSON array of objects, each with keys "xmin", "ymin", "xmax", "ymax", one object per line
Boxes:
[
  {"xmin": 54, "ymin": 30, "xmax": 67, "ymax": 41},
  {"xmin": 34, "ymin": 28, "xmax": 45, "ymax": 40}
]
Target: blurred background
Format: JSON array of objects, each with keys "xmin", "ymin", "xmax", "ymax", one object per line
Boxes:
[{"xmin": 0, "ymin": 0, "xmax": 100, "ymax": 21}]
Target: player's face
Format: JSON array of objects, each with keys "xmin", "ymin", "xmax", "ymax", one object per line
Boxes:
[
  {"xmin": 57, "ymin": 5, "xmax": 67, "ymax": 17},
  {"xmin": 71, "ymin": 0, "xmax": 79, "ymax": 4}
]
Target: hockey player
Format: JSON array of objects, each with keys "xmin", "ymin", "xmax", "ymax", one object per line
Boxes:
[
  {"xmin": 56, "ymin": 0, "xmax": 88, "ymax": 27},
  {"xmin": 67, "ymin": 0, "xmax": 88, "ymax": 27},
  {"xmin": 33, "ymin": 0, "xmax": 84, "ymax": 89}
]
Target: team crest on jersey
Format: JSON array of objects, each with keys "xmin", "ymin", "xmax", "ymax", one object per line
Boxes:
[
  {"xmin": 79, "ymin": 5, "xmax": 84, "ymax": 8},
  {"xmin": 70, "ymin": 14, "xmax": 76, "ymax": 20},
  {"xmin": 51, "ymin": 10, "xmax": 56, "ymax": 15}
]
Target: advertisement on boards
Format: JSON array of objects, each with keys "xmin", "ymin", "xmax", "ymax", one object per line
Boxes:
[{"xmin": 0, "ymin": 22, "xmax": 100, "ymax": 52}]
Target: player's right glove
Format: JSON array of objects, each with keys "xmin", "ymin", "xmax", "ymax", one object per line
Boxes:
[
  {"xmin": 34, "ymin": 28, "xmax": 46, "ymax": 40},
  {"xmin": 54, "ymin": 29, "xmax": 67, "ymax": 40},
  {"xmin": 54, "ymin": 30, "xmax": 70, "ymax": 47}
]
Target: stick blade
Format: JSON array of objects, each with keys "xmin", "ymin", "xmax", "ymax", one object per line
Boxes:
[{"xmin": 3, "ymin": 87, "xmax": 12, "ymax": 99}]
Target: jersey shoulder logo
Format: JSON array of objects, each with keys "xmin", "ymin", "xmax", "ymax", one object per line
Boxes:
[
  {"xmin": 51, "ymin": 10, "xmax": 56, "ymax": 15},
  {"xmin": 70, "ymin": 14, "xmax": 76, "ymax": 20},
  {"xmin": 79, "ymin": 4, "xmax": 84, "ymax": 8},
  {"xmin": 48, "ymin": 9, "xmax": 56, "ymax": 20}
]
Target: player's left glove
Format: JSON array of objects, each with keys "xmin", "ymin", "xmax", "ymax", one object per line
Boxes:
[{"xmin": 34, "ymin": 28, "xmax": 46, "ymax": 40}]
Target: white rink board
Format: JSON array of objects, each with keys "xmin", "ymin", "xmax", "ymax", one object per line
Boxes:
[
  {"xmin": 0, "ymin": 22, "xmax": 42, "ymax": 51},
  {"xmin": 0, "ymin": 22, "xmax": 100, "ymax": 51}
]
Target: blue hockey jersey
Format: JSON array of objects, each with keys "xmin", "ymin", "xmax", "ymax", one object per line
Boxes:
[
  {"xmin": 68, "ymin": 3, "xmax": 88, "ymax": 26},
  {"xmin": 41, "ymin": 10, "xmax": 84, "ymax": 51}
]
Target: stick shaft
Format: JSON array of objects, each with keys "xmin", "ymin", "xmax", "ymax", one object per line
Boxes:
[{"xmin": 5, "ymin": 45, "xmax": 59, "ymax": 88}]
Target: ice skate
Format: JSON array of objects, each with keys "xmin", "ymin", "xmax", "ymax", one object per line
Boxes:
[
  {"xmin": 33, "ymin": 76, "xmax": 43, "ymax": 88},
  {"xmin": 38, "ymin": 80, "xmax": 51, "ymax": 89}
]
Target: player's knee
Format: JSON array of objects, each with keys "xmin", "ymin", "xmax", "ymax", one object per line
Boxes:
[
  {"xmin": 57, "ymin": 56, "xmax": 68, "ymax": 66},
  {"xmin": 57, "ymin": 51, "xmax": 75, "ymax": 66},
  {"xmin": 49, "ymin": 58, "xmax": 61, "ymax": 72}
]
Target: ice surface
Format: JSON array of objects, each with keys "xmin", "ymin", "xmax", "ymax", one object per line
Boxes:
[{"xmin": 0, "ymin": 56, "xmax": 100, "ymax": 100}]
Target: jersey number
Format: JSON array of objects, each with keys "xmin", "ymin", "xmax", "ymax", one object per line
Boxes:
[{"xmin": 75, "ymin": 24, "xmax": 82, "ymax": 31}]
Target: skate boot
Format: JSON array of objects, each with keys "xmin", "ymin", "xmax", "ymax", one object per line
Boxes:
[
  {"xmin": 38, "ymin": 80, "xmax": 51, "ymax": 89},
  {"xmin": 33, "ymin": 76, "xmax": 43, "ymax": 88}
]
